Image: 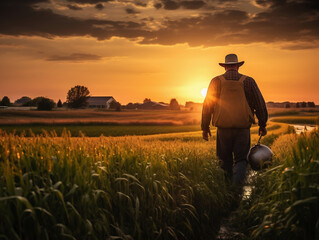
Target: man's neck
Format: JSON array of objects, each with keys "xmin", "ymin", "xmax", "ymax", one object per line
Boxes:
[{"xmin": 226, "ymin": 68, "xmax": 238, "ymax": 72}]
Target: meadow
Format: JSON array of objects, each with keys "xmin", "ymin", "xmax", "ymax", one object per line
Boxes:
[
  {"xmin": 0, "ymin": 107, "xmax": 318, "ymax": 137},
  {"xmin": 0, "ymin": 108, "xmax": 318, "ymax": 239},
  {"xmin": 0, "ymin": 109, "xmax": 201, "ymax": 126},
  {"xmin": 0, "ymin": 125, "xmax": 202, "ymax": 137},
  {"xmin": 270, "ymin": 116, "xmax": 319, "ymax": 125}
]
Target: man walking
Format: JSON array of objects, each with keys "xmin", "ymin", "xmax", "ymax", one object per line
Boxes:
[{"xmin": 201, "ymin": 54, "xmax": 268, "ymax": 185}]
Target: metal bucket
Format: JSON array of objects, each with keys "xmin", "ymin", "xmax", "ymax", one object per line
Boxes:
[{"xmin": 247, "ymin": 135, "xmax": 273, "ymax": 171}]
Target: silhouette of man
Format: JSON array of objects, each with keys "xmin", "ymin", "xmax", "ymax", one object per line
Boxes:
[{"xmin": 201, "ymin": 54, "xmax": 268, "ymax": 185}]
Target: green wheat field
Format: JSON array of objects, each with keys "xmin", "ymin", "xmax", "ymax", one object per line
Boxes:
[{"xmin": 0, "ymin": 109, "xmax": 318, "ymax": 240}]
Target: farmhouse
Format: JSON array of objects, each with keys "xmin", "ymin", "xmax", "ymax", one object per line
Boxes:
[
  {"xmin": 87, "ymin": 96, "xmax": 116, "ymax": 109},
  {"xmin": 139, "ymin": 101, "xmax": 169, "ymax": 110}
]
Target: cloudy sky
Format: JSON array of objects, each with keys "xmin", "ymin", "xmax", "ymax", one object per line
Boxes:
[{"xmin": 0, "ymin": 0, "xmax": 318, "ymax": 104}]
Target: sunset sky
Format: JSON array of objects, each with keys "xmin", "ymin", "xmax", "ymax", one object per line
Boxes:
[{"xmin": 0, "ymin": 0, "xmax": 318, "ymax": 105}]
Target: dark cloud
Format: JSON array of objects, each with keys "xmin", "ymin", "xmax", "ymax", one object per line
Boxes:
[
  {"xmin": 46, "ymin": 53, "xmax": 102, "ymax": 61},
  {"xmin": 154, "ymin": 2, "xmax": 162, "ymax": 9},
  {"xmin": 126, "ymin": 7, "xmax": 140, "ymax": 14},
  {"xmin": 67, "ymin": 0, "xmax": 111, "ymax": 3},
  {"xmin": 253, "ymin": 0, "xmax": 287, "ymax": 8},
  {"xmin": 9, "ymin": 0, "xmax": 49, "ymax": 4},
  {"xmin": 141, "ymin": 10, "xmax": 250, "ymax": 46},
  {"xmin": 155, "ymin": 0, "xmax": 206, "ymax": 10},
  {"xmin": 162, "ymin": 0, "xmax": 180, "ymax": 10},
  {"xmin": 0, "ymin": 1, "xmax": 150, "ymax": 40},
  {"xmin": 95, "ymin": 3, "xmax": 104, "ymax": 10},
  {"xmin": 180, "ymin": 1, "xmax": 205, "ymax": 9},
  {"xmin": 67, "ymin": 4, "xmax": 82, "ymax": 10},
  {"xmin": 140, "ymin": 2, "xmax": 319, "ymax": 48},
  {"xmin": 134, "ymin": 1, "xmax": 148, "ymax": 7},
  {"xmin": 0, "ymin": 0, "xmax": 318, "ymax": 50}
]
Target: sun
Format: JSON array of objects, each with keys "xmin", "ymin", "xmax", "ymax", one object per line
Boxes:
[{"xmin": 201, "ymin": 88, "xmax": 207, "ymax": 97}]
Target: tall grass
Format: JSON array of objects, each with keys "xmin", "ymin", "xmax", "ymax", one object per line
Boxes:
[
  {"xmin": 0, "ymin": 121, "xmax": 297, "ymax": 239},
  {"xmin": 233, "ymin": 129, "xmax": 319, "ymax": 240},
  {"xmin": 0, "ymin": 131, "xmax": 231, "ymax": 239}
]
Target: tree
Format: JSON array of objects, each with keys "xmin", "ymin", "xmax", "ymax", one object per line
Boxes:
[
  {"xmin": 301, "ymin": 102, "xmax": 307, "ymax": 108},
  {"xmin": 37, "ymin": 97, "xmax": 55, "ymax": 111},
  {"xmin": 0, "ymin": 96, "xmax": 10, "ymax": 106},
  {"xmin": 110, "ymin": 101, "xmax": 122, "ymax": 111},
  {"xmin": 285, "ymin": 103, "xmax": 290, "ymax": 108},
  {"xmin": 23, "ymin": 97, "xmax": 45, "ymax": 106},
  {"xmin": 143, "ymin": 98, "xmax": 151, "ymax": 104},
  {"xmin": 66, "ymin": 85, "xmax": 90, "ymax": 108},
  {"xmin": 296, "ymin": 102, "xmax": 300, "ymax": 108},
  {"xmin": 307, "ymin": 102, "xmax": 315, "ymax": 108},
  {"xmin": 126, "ymin": 102, "xmax": 136, "ymax": 109},
  {"xmin": 169, "ymin": 98, "xmax": 180, "ymax": 110},
  {"xmin": 57, "ymin": 99, "xmax": 63, "ymax": 108},
  {"xmin": 14, "ymin": 96, "xmax": 31, "ymax": 105}
]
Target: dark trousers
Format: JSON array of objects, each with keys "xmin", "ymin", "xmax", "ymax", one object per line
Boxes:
[{"xmin": 217, "ymin": 128, "xmax": 251, "ymax": 185}]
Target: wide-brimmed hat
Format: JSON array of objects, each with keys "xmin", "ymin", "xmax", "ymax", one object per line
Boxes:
[{"xmin": 219, "ymin": 54, "xmax": 244, "ymax": 67}]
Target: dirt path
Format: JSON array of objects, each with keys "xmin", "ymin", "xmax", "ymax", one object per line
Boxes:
[{"xmin": 216, "ymin": 174, "xmax": 254, "ymax": 240}]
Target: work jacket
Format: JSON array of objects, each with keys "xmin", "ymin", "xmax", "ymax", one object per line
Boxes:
[{"xmin": 201, "ymin": 69, "xmax": 268, "ymax": 131}]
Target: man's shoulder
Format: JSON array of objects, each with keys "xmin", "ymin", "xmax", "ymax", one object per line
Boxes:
[
  {"xmin": 242, "ymin": 74, "xmax": 255, "ymax": 83},
  {"xmin": 209, "ymin": 75, "xmax": 222, "ymax": 85},
  {"xmin": 211, "ymin": 74, "xmax": 225, "ymax": 81}
]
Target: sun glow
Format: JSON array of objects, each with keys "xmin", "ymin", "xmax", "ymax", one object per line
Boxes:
[{"xmin": 201, "ymin": 88, "xmax": 207, "ymax": 97}]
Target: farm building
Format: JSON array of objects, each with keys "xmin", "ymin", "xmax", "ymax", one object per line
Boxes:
[{"xmin": 87, "ymin": 96, "xmax": 116, "ymax": 109}]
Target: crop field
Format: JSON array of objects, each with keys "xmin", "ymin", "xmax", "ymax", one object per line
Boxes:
[
  {"xmin": 0, "ymin": 107, "xmax": 318, "ymax": 126},
  {"xmin": 0, "ymin": 108, "xmax": 318, "ymax": 239},
  {"xmin": 0, "ymin": 125, "xmax": 202, "ymax": 137},
  {"xmin": 270, "ymin": 116, "xmax": 319, "ymax": 125},
  {"xmin": 0, "ymin": 130, "xmax": 231, "ymax": 239},
  {"xmin": 267, "ymin": 108, "xmax": 319, "ymax": 117},
  {"xmin": 232, "ymin": 130, "xmax": 319, "ymax": 240},
  {"xmin": 0, "ymin": 109, "xmax": 201, "ymax": 126},
  {"xmin": 1, "ymin": 107, "xmax": 318, "ymax": 138}
]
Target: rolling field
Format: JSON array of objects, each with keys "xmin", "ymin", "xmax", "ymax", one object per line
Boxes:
[
  {"xmin": 0, "ymin": 109, "xmax": 201, "ymax": 126},
  {"xmin": 0, "ymin": 125, "xmax": 202, "ymax": 137},
  {"xmin": 0, "ymin": 107, "xmax": 318, "ymax": 137},
  {"xmin": 270, "ymin": 116, "xmax": 319, "ymax": 125},
  {"xmin": 0, "ymin": 129, "xmax": 231, "ymax": 239},
  {"xmin": 0, "ymin": 108, "xmax": 318, "ymax": 239},
  {"xmin": 1, "ymin": 121, "xmax": 312, "ymax": 240}
]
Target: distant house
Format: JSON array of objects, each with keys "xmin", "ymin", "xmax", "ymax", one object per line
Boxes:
[
  {"xmin": 87, "ymin": 96, "xmax": 116, "ymax": 109},
  {"xmin": 138, "ymin": 101, "xmax": 169, "ymax": 110}
]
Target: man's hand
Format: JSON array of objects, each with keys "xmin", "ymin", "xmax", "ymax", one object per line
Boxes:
[
  {"xmin": 259, "ymin": 126, "xmax": 267, "ymax": 136},
  {"xmin": 202, "ymin": 130, "xmax": 211, "ymax": 141}
]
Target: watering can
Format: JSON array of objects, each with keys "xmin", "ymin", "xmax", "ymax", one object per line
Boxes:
[{"xmin": 247, "ymin": 135, "xmax": 273, "ymax": 171}]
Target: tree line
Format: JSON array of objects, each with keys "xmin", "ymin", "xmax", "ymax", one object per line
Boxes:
[
  {"xmin": 285, "ymin": 102, "xmax": 316, "ymax": 108},
  {"xmin": 0, "ymin": 85, "xmax": 89, "ymax": 110},
  {"xmin": 0, "ymin": 85, "xmax": 182, "ymax": 111}
]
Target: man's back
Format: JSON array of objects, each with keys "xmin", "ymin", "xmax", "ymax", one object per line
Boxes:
[
  {"xmin": 201, "ymin": 69, "xmax": 268, "ymax": 132},
  {"xmin": 212, "ymin": 74, "xmax": 253, "ymax": 128}
]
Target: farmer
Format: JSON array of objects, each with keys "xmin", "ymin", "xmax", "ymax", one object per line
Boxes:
[{"xmin": 201, "ymin": 54, "xmax": 268, "ymax": 185}]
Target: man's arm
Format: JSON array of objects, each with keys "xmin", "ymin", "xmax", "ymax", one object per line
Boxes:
[
  {"xmin": 248, "ymin": 78, "xmax": 268, "ymax": 134},
  {"xmin": 201, "ymin": 78, "xmax": 218, "ymax": 135}
]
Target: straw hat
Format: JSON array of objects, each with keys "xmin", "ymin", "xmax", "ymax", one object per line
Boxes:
[{"xmin": 219, "ymin": 54, "xmax": 244, "ymax": 67}]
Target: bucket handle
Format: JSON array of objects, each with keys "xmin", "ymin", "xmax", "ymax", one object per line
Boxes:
[{"xmin": 257, "ymin": 135, "xmax": 262, "ymax": 145}]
